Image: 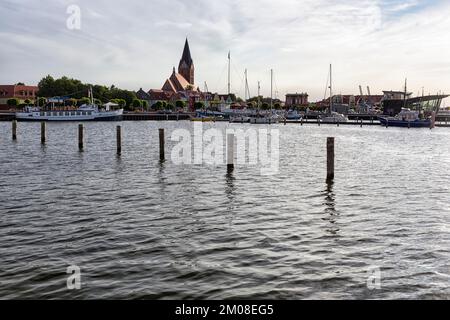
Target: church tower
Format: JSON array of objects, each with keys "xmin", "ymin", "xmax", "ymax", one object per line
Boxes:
[{"xmin": 178, "ymin": 38, "xmax": 194, "ymax": 85}]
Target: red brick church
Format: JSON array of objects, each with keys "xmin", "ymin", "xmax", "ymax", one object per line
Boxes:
[{"xmin": 138, "ymin": 38, "xmax": 203, "ymax": 110}]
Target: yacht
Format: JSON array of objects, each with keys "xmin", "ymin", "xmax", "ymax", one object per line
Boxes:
[
  {"xmin": 379, "ymin": 108, "xmax": 431, "ymax": 128},
  {"xmin": 320, "ymin": 111, "xmax": 349, "ymax": 123}
]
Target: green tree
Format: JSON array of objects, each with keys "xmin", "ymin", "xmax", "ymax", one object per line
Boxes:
[
  {"xmin": 65, "ymin": 98, "xmax": 77, "ymax": 106},
  {"xmin": 131, "ymin": 99, "xmax": 142, "ymax": 111},
  {"xmin": 274, "ymin": 102, "xmax": 282, "ymax": 109},
  {"xmin": 261, "ymin": 102, "xmax": 270, "ymax": 110},
  {"xmin": 24, "ymin": 99, "xmax": 31, "ymax": 105},
  {"xmin": 141, "ymin": 100, "xmax": 149, "ymax": 111},
  {"xmin": 176, "ymin": 100, "xmax": 186, "ymax": 110},
  {"xmin": 37, "ymin": 97, "xmax": 47, "ymax": 107},
  {"xmin": 7, "ymin": 98, "xmax": 19, "ymax": 107},
  {"xmin": 78, "ymin": 97, "xmax": 91, "ymax": 106},
  {"xmin": 194, "ymin": 101, "xmax": 205, "ymax": 110}
]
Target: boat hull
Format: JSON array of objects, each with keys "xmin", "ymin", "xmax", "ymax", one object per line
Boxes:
[
  {"xmin": 379, "ymin": 117, "xmax": 430, "ymax": 128},
  {"xmin": 15, "ymin": 110, "xmax": 123, "ymax": 122}
]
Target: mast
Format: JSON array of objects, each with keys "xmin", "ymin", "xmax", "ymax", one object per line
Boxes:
[
  {"xmin": 257, "ymin": 81, "xmax": 261, "ymax": 110},
  {"xmin": 329, "ymin": 64, "xmax": 333, "ymax": 114},
  {"xmin": 227, "ymin": 51, "xmax": 231, "ymax": 95},
  {"xmin": 403, "ymin": 78, "xmax": 407, "ymax": 109},
  {"xmin": 270, "ymin": 69, "xmax": 273, "ymax": 111},
  {"xmin": 244, "ymin": 69, "xmax": 249, "ymax": 101}
]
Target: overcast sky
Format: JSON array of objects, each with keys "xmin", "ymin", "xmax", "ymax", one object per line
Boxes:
[{"xmin": 1, "ymin": 0, "xmax": 449, "ymax": 103}]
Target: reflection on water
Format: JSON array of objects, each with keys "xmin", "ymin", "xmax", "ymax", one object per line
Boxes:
[
  {"xmin": 0, "ymin": 121, "xmax": 449, "ymax": 299},
  {"xmin": 323, "ymin": 180, "xmax": 340, "ymax": 236}
]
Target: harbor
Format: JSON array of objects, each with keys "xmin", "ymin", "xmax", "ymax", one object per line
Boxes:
[{"xmin": 1, "ymin": 120, "xmax": 449, "ymax": 299}]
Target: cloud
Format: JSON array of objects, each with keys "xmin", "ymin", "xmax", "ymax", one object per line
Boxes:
[{"xmin": 0, "ymin": 0, "xmax": 449, "ymax": 102}]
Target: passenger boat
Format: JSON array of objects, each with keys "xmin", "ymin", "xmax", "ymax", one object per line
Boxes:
[
  {"xmin": 320, "ymin": 111, "xmax": 348, "ymax": 123},
  {"xmin": 379, "ymin": 108, "xmax": 432, "ymax": 128},
  {"xmin": 15, "ymin": 89, "xmax": 123, "ymax": 121}
]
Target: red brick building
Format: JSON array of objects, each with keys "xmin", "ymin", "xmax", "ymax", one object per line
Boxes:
[
  {"xmin": 0, "ymin": 84, "xmax": 38, "ymax": 110},
  {"xmin": 285, "ymin": 92, "xmax": 308, "ymax": 107}
]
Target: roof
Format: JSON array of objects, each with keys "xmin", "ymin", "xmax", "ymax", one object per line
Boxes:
[
  {"xmin": 179, "ymin": 38, "xmax": 193, "ymax": 67},
  {"xmin": 161, "ymin": 70, "xmax": 191, "ymax": 93}
]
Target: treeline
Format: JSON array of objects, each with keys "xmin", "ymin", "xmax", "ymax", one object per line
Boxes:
[{"xmin": 37, "ymin": 75, "xmax": 137, "ymax": 108}]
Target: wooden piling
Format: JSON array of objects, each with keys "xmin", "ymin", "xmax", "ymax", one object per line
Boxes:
[
  {"xmin": 360, "ymin": 118, "xmax": 363, "ymax": 128},
  {"xmin": 78, "ymin": 124, "xmax": 84, "ymax": 150},
  {"xmin": 116, "ymin": 125, "xmax": 122, "ymax": 155},
  {"xmin": 12, "ymin": 120, "xmax": 17, "ymax": 140},
  {"xmin": 159, "ymin": 128, "xmax": 165, "ymax": 161},
  {"xmin": 327, "ymin": 137, "xmax": 335, "ymax": 182},
  {"xmin": 227, "ymin": 133, "xmax": 234, "ymax": 170},
  {"xmin": 41, "ymin": 122, "xmax": 46, "ymax": 144},
  {"xmin": 301, "ymin": 117, "xmax": 303, "ymax": 126},
  {"xmin": 318, "ymin": 117, "xmax": 320, "ymax": 126}
]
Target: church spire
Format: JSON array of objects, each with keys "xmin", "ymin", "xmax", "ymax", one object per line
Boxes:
[
  {"xmin": 180, "ymin": 38, "xmax": 193, "ymax": 66},
  {"xmin": 178, "ymin": 37, "xmax": 195, "ymax": 85}
]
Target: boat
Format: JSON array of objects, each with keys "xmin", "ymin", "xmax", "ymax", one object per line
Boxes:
[
  {"xmin": 379, "ymin": 108, "xmax": 432, "ymax": 128},
  {"xmin": 229, "ymin": 114, "xmax": 251, "ymax": 123},
  {"xmin": 15, "ymin": 88, "xmax": 123, "ymax": 121},
  {"xmin": 249, "ymin": 69, "xmax": 279, "ymax": 124},
  {"xmin": 320, "ymin": 64, "xmax": 349, "ymax": 123},
  {"xmin": 321, "ymin": 111, "xmax": 348, "ymax": 123},
  {"xmin": 285, "ymin": 109, "xmax": 302, "ymax": 120}
]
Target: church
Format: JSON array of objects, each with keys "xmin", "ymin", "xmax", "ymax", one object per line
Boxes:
[
  {"xmin": 137, "ymin": 38, "xmax": 236, "ymax": 111},
  {"xmin": 161, "ymin": 38, "xmax": 195, "ymax": 92}
]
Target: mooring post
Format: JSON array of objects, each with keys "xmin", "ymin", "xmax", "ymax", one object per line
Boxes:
[
  {"xmin": 12, "ymin": 120, "xmax": 17, "ymax": 140},
  {"xmin": 386, "ymin": 119, "xmax": 389, "ymax": 128},
  {"xmin": 360, "ymin": 118, "xmax": 363, "ymax": 128},
  {"xmin": 41, "ymin": 122, "xmax": 46, "ymax": 144},
  {"xmin": 318, "ymin": 117, "xmax": 320, "ymax": 126},
  {"xmin": 159, "ymin": 128, "xmax": 165, "ymax": 161},
  {"xmin": 78, "ymin": 124, "xmax": 84, "ymax": 151},
  {"xmin": 116, "ymin": 125, "xmax": 122, "ymax": 155},
  {"xmin": 337, "ymin": 120, "xmax": 340, "ymax": 127},
  {"xmin": 227, "ymin": 133, "xmax": 235, "ymax": 171},
  {"xmin": 371, "ymin": 116, "xmax": 374, "ymax": 124},
  {"xmin": 327, "ymin": 137, "xmax": 335, "ymax": 182},
  {"xmin": 301, "ymin": 117, "xmax": 303, "ymax": 126}
]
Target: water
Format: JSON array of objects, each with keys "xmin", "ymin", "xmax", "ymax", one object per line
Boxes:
[{"xmin": 0, "ymin": 121, "xmax": 449, "ymax": 299}]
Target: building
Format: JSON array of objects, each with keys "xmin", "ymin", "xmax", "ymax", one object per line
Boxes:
[
  {"xmin": 161, "ymin": 39, "xmax": 195, "ymax": 93},
  {"xmin": 285, "ymin": 93, "xmax": 308, "ymax": 107},
  {"xmin": 382, "ymin": 90, "xmax": 449, "ymax": 116},
  {"xmin": 0, "ymin": 84, "xmax": 38, "ymax": 110}
]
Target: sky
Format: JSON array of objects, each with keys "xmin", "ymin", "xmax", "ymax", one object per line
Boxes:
[{"xmin": 0, "ymin": 0, "xmax": 449, "ymax": 103}]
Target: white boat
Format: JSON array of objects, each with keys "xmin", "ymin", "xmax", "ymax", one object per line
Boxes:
[
  {"xmin": 321, "ymin": 111, "xmax": 348, "ymax": 123},
  {"xmin": 249, "ymin": 112, "xmax": 280, "ymax": 124},
  {"xmin": 229, "ymin": 114, "xmax": 251, "ymax": 123},
  {"xmin": 285, "ymin": 110, "xmax": 302, "ymax": 120},
  {"xmin": 16, "ymin": 105, "xmax": 123, "ymax": 121},
  {"xmin": 249, "ymin": 69, "xmax": 280, "ymax": 124},
  {"xmin": 16, "ymin": 88, "xmax": 123, "ymax": 121}
]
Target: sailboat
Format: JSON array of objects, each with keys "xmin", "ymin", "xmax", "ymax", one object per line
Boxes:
[
  {"xmin": 320, "ymin": 64, "xmax": 349, "ymax": 123},
  {"xmin": 250, "ymin": 69, "xmax": 280, "ymax": 124}
]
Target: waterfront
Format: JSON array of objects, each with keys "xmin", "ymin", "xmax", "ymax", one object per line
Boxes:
[{"xmin": 0, "ymin": 121, "xmax": 449, "ymax": 299}]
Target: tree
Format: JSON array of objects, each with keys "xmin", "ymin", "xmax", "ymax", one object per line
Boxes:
[
  {"xmin": 176, "ymin": 100, "xmax": 186, "ymax": 110},
  {"xmin": 7, "ymin": 98, "xmax": 19, "ymax": 107},
  {"xmin": 78, "ymin": 97, "xmax": 91, "ymax": 106},
  {"xmin": 65, "ymin": 98, "xmax": 77, "ymax": 106},
  {"xmin": 37, "ymin": 97, "xmax": 47, "ymax": 107},
  {"xmin": 131, "ymin": 99, "xmax": 142, "ymax": 111},
  {"xmin": 141, "ymin": 100, "xmax": 149, "ymax": 111},
  {"xmin": 24, "ymin": 99, "xmax": 31, "ymax": 105},
  {"xmin": 274, "ymin": 102, "xmax": 282, "ymax": 109},
  {"xmin": 194, "ymin": 101, "xmax": 205, "ymax": 110},
  {"xmin": 261, "ymin": 102, "xmax": 270, "ymax": 110},
  {"xmin": 167, "ymin": 103, "xmax": 175, "ymax": 111}
]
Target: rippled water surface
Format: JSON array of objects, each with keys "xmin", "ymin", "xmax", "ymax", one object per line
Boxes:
[{"xmin": 0, "ymin": 121, "xmax": 449, "ymax": 299}]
